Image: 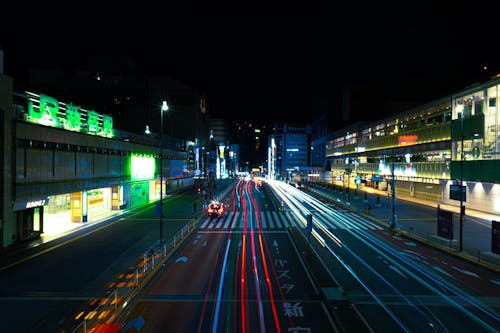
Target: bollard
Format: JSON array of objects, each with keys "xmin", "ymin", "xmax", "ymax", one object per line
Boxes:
[
  {"xmin": 152, "ymin": 254, "xmax": 155, "ymax": 269},
  {"xmin": 114, "ymin": 290, "xmax": 118, "ymax": 310},
  {"xmin": 174, "ymin": 235, "xmax": 176, "ymax": 247},
  {"xmin": 163, "ymin": 243, "xmax": 167, "ymax": 256},
  {"xmin": 135, "ymin": 268, "xmax": 139, "ymax": 286}
]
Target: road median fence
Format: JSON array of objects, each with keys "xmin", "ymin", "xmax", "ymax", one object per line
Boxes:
[{"xmin": 69, "ymin": 218, "xmax": 197, "ymax": 333}]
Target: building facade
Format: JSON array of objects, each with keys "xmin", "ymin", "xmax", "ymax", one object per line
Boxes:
[
  {"xmin": 268, "ymin": 124, "xmax": 309, "ymax": 180},
  {"xmin": 0, "ymin": 74, "xmax": 194, "ymax": 250},
  {"xmin": 320, "ymin": 74, "xmax": 500, "ymax": 216}
]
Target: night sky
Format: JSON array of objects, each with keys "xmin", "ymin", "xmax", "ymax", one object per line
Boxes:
[{"xmin": 2, "ymin": 3, "xmax": 499, "ymax": 126}]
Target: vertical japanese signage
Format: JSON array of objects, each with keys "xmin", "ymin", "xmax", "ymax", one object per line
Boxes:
[
  {"xmin": 437, "ymin": 208, "xmax": 453, "ymax": 239},
  {"xmin": 25, "ymin": 92, "xmax": 113, "ymax": 137}
]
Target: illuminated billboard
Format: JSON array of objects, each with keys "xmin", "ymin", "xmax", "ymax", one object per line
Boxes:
[
  {"xmin": 130, "ymin": 154, "xmax": 155, "ymax": 180},
  {"xmin": 25, "ymin": 92, "xmax": 113, "ymax": 137}
]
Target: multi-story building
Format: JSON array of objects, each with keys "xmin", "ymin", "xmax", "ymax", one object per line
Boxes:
[
  {"xmin": 448, "ymin": 76, "xmax": 500, "ymax": 213},
  {"xmin": 268, "ymin": 124, "xmax": 309, "ymax": 180},
  {"xmin": 232, "ymin": 121, "xmax": 272, "ymax": 172},
  {"xmin": 0, "ymin": 74, "xmax": 195, "ymax": 250},
  {"xmin": 325, "ymin": 96, "xmax": 451, "ymax": 202},
  {"xmin": 321, "ymin": 74, "xmax": 500, "ymax": 216}
]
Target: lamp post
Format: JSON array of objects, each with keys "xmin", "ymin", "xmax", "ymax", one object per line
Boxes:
[
  {"xmin": 391, "ymin": 155, "xmax": 397, "ymax": 229},
  {"xmin": 459, "ymin": 112, "xmax": 464, "ymax": 252},
  {"xmin": 160, "ymin": 100, "xmax": 169, "ymax": 244}
]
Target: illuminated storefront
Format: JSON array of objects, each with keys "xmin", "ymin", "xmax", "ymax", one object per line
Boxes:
[
  {"xmin": 446, "ymin": 77, "xmax": 500, "ymax": 213},
  {"xmin": 326, "ymin": 97, "xmax": 452, "ymax": 202}
]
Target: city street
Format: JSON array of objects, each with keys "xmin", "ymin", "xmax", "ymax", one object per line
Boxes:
[
  {"xmin": 119, "ymin": 179, "xmax": 336, "ymax": 332},
  {"xmin": 0, "ymin": 189, "xmax": 200, "ymax": 333}
]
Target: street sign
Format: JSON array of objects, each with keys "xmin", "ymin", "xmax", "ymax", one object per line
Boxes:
[
  {"xmin": 306, "ymin": 214, "xmax": 313, "ymax": 233},
  {"xmin": 437, "ymin": 208, "xmax": 453, "ymax": 239},
  {"xmin": 449, "ymin": 184, "xmax": 466, "ymax": 202}
]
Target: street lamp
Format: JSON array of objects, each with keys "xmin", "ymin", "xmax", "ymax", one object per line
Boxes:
[
  {"xmin": 459, "ymin": 111, "xmax": 464, "ymax": 252},
  {"xmin": 391, "ymin": 155, "xmax": 397, "ymax": 229},
  {"xmin": 160, "ymin": 100, "xmax": 169, "ymax": 244}
]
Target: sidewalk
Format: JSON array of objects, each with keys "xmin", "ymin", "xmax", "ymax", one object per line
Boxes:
[
  {"xmin": 304, "ymin": 181, "xmax": 500, "ymax": 272},
  {"xmin": 364, "ymin": 185, "xmax": 499, "ymax": 225}
]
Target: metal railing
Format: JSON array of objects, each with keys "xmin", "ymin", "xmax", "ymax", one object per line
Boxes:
[{"xmin": 70, "ymin": 218, "xmax": 196, "ymax": 333}]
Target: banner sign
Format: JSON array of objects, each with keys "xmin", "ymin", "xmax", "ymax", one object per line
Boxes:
[{"xmin": 437, "ymin": 208, "xmax": 454, "ymax": 239}]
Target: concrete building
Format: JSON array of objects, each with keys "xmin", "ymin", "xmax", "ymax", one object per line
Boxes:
[
  {"xmin": 268, "ymin": 124, "xmax": 310, "ymax": 180},
  {"xmin": 0, "ymin": 73, "xmax": 195, "ymax": 250},
  {"xmin": 317, "ymin": 74, "xmax": 500, "ymax": 216}
]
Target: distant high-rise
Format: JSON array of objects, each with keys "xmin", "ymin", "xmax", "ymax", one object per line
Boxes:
[{"xmin": 268, "ymin": 124, "xmax": 310, "ymax": 179}]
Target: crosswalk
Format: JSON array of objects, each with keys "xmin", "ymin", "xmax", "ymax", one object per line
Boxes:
[{"xmin": 197, "ymin": 210, "xmax": 383, "ymax": 231}]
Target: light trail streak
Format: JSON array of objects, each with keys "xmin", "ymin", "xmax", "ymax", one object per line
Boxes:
[
  {"xmin": 212, "ymin": 239, "xmax": 232, "ymax": 333},
  {"xmin": 240, "ymin": 233, "xmax": 247, "ymax": 333},
  {"xmin": 324, "ymin": 243, "xmax": 411, "ymax": 332},
  {"xmin": 248, "ymin": 183, "xmax": 281, "ymax": 332},
  {"xmin": 258, "ymin": 234, "xmax": 282, "ymax": 333},
  {"xmin": 245, "ymin": 182, "xmax": 266, "ymax": 332},
  {"xmin": 270, "ymin": 179, "xmax": 500, "ymax": 332}
]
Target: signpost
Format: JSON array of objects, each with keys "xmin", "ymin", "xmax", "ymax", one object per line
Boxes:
[
  {"xmin": 437, "ymin": 207, "xmax": 454, "ymax": 240},
  {"xmin": 306, "ymin": 214, "xmax": 313, "ymax": 254},
  {"xmin": 449, "ymin": 184, "xmax": 466, "ymax": 202}
]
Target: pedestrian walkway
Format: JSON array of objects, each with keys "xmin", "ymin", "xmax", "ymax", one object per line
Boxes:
[{"xmin": 357, "ymin": 184, "xmax": 500, "ymax": 225}]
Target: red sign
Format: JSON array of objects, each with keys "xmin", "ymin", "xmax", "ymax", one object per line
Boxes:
[
  {"xmin": 437, "ymin": 208, "xmax": 453, "ymax": 239},
  {"xmin": 398, "ymin": 135, "xmax": 418, "ymax": 146}
]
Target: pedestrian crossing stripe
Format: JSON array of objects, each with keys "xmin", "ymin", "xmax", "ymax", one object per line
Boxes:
[
  {"xmin": 197, "ymin": 210, "xmax": 383, "ymax": 230},
  {"xmin": 266, "ymin": 211, "xmax": 275, "ymax": 228},
  {"xmin": 272, "ymin": 211, "xmax": 282, "ymax": 228}
]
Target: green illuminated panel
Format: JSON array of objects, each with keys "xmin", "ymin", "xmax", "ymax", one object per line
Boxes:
[
  {"xmin": 87, "ymin": 110, "xmax": 100, "ymax": 133},
  {"xmin": 65, "ymin": 104, "xmax": 81, "ymax": 130},
  {"xmin": 28, "ymin": 94, "xmax": 59, "ymax": 126},
  {"xmin": 131, "ymin": 154, "xmax": 155, "ymax": 180},
  {"xmin": 102, "ymin": 114, "xmax": 113, "ymax": 136},
  {"xmin": 25, "ymin": 92, "xmax": 113, "ymax": 138}
]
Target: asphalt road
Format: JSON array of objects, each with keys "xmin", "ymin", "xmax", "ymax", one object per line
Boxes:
[
  {"xmin": 267, "ymin": 179, "xmax": 500, "ymax": 332},
  {"xmin": 119, "ymin": 179, "xmax": 337, "ymax": 332},
  {"xmin": 0, "ymin": 189, "xmax": 200, "ymax": 333}
]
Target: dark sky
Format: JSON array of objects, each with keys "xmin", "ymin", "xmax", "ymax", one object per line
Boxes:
[{"xmin": 1, "ymin": 3, "xmax": 499, "ymax": 126}]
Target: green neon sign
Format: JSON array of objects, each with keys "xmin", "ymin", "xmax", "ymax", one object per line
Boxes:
[
  {"xmin": 25, "ymin": 92, "xmax": 113, "ymax": 137},
  {"xmin": 87, "ymin": 110, "xmax": 99, "ymax": 133},
  {"xmin": 65, "ymin": 104, "xmax": 81, "ymax": 130},
  {"xmin": 28, "ymin": 94, "xmax": 59, "ymax": 124},
  {"xmin": 102, "ymin": 114, "xmax": 113, "ymax": 136}
]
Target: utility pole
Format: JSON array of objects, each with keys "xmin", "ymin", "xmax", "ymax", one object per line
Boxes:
[
  {"xmin": 392, "ymin": 156, "xmax": 396, "ymax": 229},
  {"xmin": 459, "ymin": 112, "xmax": 464, "ymax": 252}
]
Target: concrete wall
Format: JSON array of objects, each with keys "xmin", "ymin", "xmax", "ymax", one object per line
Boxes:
[{"xmin": 0, "ymin": 75, "xmax": 14, "ymax": 249}]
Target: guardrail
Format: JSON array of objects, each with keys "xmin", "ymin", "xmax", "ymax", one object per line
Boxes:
[{"xmin": 70, "ymin": 218, "xmax": 197, "ymax": 333}]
